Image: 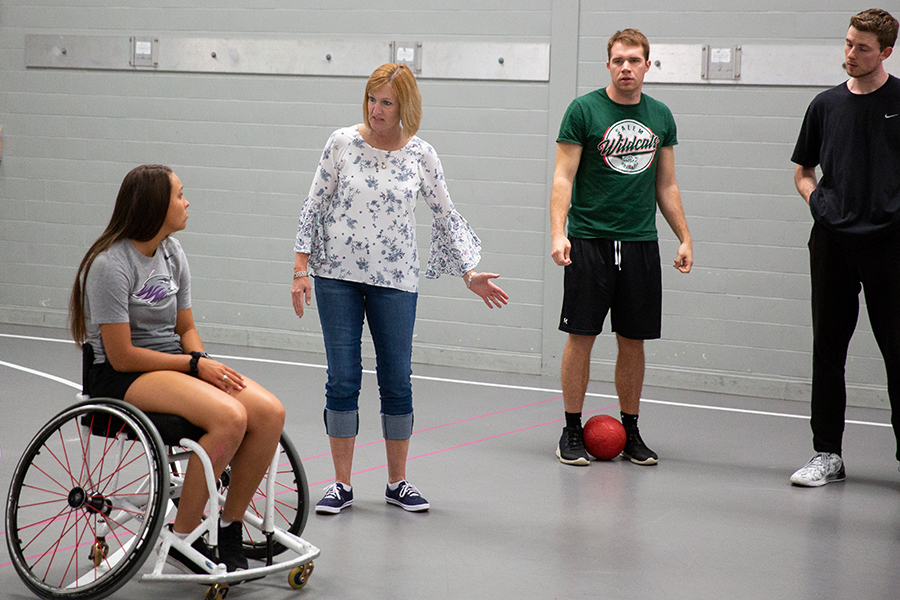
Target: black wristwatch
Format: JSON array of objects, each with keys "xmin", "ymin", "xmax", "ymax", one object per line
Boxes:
[{"xmin": 189, "ymin": 351, "xmax": 210, "ymax": 377}]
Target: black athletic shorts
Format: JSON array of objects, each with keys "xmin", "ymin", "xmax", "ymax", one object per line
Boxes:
[
  {"xmin": 559, "ymin": 236, "xmax": 662, "ymax": 339},
  {"xmin": 88, "ymin": 360, "xmax": 144, "ymax": 400}
]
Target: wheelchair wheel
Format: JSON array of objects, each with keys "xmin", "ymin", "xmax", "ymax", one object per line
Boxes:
[
  {"xmin": 230, "ymin": 432, "xmax": 309, "ymax": 559},
  {"xmin": 5, "ymin": 399, "xmax": 168, "ymax": 600}
]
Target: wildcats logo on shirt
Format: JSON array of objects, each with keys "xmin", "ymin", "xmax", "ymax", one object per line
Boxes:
[
  {"xmin": 132, "ymin": 273, "xmax": 178, "ymax": 306},
  {"xmin": 597, "ymin": 119, "xmax": 660, "ymax": 174}
]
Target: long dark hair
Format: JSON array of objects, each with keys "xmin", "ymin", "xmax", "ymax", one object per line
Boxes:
[{"xmin": 69, "ymin": 164, "xmax": 174, "ymax": 344}]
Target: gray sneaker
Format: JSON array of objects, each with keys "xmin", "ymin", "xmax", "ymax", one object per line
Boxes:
[{"xmin": 790, "ymin": 452, "xmax": 845, "ymax": 487}]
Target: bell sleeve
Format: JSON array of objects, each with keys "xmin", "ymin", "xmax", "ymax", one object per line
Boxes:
[
  {"xmin": 418, "ymin": 143, "xmax": 482, "ymax": 279},
  {"xmin": 294, "ymin": 132, "xmax": 340, "ymax": 273}
]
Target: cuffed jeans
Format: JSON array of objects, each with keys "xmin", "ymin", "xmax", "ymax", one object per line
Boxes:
[
  {"xmin": 314, "ymin": 276, "xmax": 416, "ymax": 441},
  {"xmin": 808, "ymin": 223, "xmax": 900, "ymax": 460}
]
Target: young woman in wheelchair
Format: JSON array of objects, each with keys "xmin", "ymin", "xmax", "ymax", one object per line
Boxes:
[{"xmin": 69, "ymin": 164, "xmax": 286, "ymax": 575}]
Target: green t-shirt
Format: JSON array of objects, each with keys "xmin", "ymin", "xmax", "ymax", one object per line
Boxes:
[{"xmin": 557, "ymin": 88, "xmax": 677, "ymax": 241}]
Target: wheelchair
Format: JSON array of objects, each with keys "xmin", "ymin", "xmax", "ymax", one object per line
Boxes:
[{"xmin": 4, "ymin": 347, "xmax": 320, "ymax": 600}]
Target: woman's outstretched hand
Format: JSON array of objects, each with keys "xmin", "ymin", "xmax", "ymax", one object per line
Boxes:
[{"xmin": 467, "ymin": 272, "xmax": 509, "ymax": 309}]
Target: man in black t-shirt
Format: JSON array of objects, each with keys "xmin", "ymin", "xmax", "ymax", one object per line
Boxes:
[{"xmin": 790, "ymin": 8, "xmax": 900, "ymax": 487}]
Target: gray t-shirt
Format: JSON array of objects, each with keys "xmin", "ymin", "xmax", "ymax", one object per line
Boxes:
[{"xmin": 85, "ymin": 237, "xmax": 192, "ymax": 364}]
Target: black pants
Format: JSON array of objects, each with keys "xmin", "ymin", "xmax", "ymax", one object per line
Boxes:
[{"xmin": 809, "ymin": 223, "xmax": 900, "ymax": 460}]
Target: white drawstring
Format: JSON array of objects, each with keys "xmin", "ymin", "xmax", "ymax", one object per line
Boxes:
[{"xmin": 614, "ymin": 241, "xmax": 622, "ymax": 271}]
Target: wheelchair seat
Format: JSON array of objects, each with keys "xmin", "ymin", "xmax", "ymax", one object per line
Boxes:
[{"xmin": 81, "ymin": 343, "xmax": 206, "ymax": 445}]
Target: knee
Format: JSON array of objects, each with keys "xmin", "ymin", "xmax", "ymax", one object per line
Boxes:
[
  {"xmin": 326, "ymin": 368, "xmax": 363, "ymax": 403},
  {"xmin": 567, "ymin": 334, "xmax": 595, "ymax": 352},
  {"xmin": 616, "ymin": 335, "xmax": 644, "ymax": 354},
  {"xmin": 247, "ymin": 389, "xmax": 286, "ymax": 435},
  {"xmin": 217, "ymin": 402, "xmax": 249, "ymax": 441},
  {"xmin": 264, "ymin": 396, "xmax": 286, "ymax": 431},
  {"xmin": 563, "ymin": 335, "xmax": 595, "ymax": 364}
]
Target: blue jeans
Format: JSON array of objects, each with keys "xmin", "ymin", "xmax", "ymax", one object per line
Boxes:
[{"xmin": 314, "ymin": 276, "xmax": 417, "ymax": 440}]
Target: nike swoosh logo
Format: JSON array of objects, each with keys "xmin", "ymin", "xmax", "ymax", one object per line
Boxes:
[{"xmin": 887, "ymin": 114, "xmax": 899, "ymax": 119}]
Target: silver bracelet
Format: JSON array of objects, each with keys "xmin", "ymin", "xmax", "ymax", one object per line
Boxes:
[
  {"xmin": 465, "ymin": 271, "xmax": 476, "ymax": 289},
  {"xmin": 293, "ymin": 270, "xmax": 309, "ymax": 280}
]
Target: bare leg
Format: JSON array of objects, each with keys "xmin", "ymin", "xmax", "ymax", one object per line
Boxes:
[
  {"xmin": 615, "ymin": 334, "xmax": 645, "ymax": 415},
  {"xmin": 561, "ymin": 334, "xmax": 597, "ymax": 413},
  {"xmin": 125, "ymin": 372, "xmax": 283, "ymax": 531},
  {"xmin": 329, "ymin": 436, "xmax": 356, "ymax": 486},
  {"xmin": 615, "ymin": 334, "xmax": 658, "ymax": 464},
  {"xmin": 386, "ymin": 438, "xmax": 410, "ymax": 484},
  {"xmin": 219, "ymin": 380, "xmax": 285, "ymax": 522},
  {"xmin": 557, "ymin": 334, "xmax": 596, "ymax": 466}
]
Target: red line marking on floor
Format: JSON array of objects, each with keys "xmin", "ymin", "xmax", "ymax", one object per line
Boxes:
[{"xmin": 308, "ymin": 401, "xmax": 619, "ymax": 487}]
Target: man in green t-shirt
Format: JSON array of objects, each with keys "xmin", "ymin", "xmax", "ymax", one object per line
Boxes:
[{"xmin": 550, "ymin": 28, "xmax": 693, "ymax": 467}]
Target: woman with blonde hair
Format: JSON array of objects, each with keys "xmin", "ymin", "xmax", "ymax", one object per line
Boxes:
[{"xmin": 292, "ymin": 64, "xmax": 508, "ymax": 514}]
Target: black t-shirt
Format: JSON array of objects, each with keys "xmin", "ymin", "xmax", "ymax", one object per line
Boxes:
[{"xmin": 792, "ymin": 75, "xmax": 900, "ymax": 245}]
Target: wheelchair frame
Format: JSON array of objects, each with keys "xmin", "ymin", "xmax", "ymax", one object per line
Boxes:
[{"xmin": 5, "ymin": 397, "xmax": 320, "ymax": 600}]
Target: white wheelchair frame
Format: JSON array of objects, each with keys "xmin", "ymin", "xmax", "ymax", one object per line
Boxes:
[
  {"xmin": 5, "ymin": 395, "xmax": 320, "ymax": 600},
  {"xmin": 148, "ymin": 435, "xmax": 319, "ymax": 592}
]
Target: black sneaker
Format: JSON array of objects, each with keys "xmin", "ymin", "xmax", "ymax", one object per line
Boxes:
[
  {"xmin": 315, "ymin": 482, "xmax": 354, "ymax": 514},
  {"xmin": 217, "ymin": 520, "xmax": 248, "ymax": 573},
  {"xmin": 556, "ymin": 426, "xmax": 590, "ymax": 466},
  {"xmin": 385, "ymin": 480, "xmax": 430, "ymax": 512},
  {"xmin": 622, "ymin": 426, "xmax": 658, "ymax": 465},
  {"xmin": 164, "ymin": 525, "xmax": 218, "ymax": 575}
]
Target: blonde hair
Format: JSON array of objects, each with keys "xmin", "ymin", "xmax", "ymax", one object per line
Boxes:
[{"xmin": 363, "ymin": 64, "xmax": 422, "ymax": 137}]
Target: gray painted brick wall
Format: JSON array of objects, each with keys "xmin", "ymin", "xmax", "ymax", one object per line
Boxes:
[{"xmin": 0, "ymin": 0, "xmax": 893, "ymax": 407}]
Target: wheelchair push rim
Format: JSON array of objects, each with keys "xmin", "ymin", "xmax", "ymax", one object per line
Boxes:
[{"xmin": 5, "ymin": 399, "xmax": 168, "ymax": 600}]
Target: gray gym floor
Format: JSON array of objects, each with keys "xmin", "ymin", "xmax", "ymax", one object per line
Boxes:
[{"xmin": 2, "ymin": 322, "xmax": 899, "ymax": 600}]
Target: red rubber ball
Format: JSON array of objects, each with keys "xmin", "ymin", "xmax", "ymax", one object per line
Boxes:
[{"xmin": 583, "ymin": 414, "xmax": 626, "ymax": 460}]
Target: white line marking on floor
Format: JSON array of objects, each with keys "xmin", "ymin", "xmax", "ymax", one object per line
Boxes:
[{"xmin": 0, "ymin": 333, "xmax": 889, "ymax": 428}]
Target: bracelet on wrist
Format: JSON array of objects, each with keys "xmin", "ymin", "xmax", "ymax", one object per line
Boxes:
[
  {"xmin": 465, "ymin": 271, "xmax": 476, "ymax": 289},
  {"xmin": 293, "ymin": 270, "xmax": 309, "ymax": 280},
  {"xmin": 189, "ymin": 351, "xmax": 209, "ymax": 377}
]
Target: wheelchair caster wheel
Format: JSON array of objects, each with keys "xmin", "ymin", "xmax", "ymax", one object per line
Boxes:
[
  {"xmin": 205, "ymin": 583, "xmax": 229, "ymax": 600},
  {"xmin": 288, "ymin": 561, "xmax": 314, "ymax": 589},
  {"xmin": 90, "ymin": 539, "xmax": 110, "ymax": 567}
]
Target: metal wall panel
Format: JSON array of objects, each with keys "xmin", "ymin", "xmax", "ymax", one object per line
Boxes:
[
  {"xmin": 30, "ymin": 34, "xmax": 897, "ymax": 87},
  {"xmin": 25, "ymin": 35, "xmax": 551, "ymax": 82},
  {"xmin": 646, "ymin": 43, "xmax": 898, "ymax": 86}
]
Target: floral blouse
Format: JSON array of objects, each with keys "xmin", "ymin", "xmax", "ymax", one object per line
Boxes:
[{"xmin": 295, "ymin": 126, "xmax": 481, "ymax": 292}]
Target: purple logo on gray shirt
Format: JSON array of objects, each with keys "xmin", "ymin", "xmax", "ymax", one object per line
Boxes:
[{"xmin": 132, "ymin": 273, "xmax": 178, "ymax": 305}]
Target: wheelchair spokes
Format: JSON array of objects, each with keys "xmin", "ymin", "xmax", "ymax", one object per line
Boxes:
[{"xmin": 6, "ymin": 400, "xmax": 167, "ymax": 600}]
